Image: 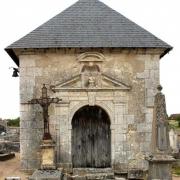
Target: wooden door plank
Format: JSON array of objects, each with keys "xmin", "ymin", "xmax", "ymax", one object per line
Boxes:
[{"xmin": 72, "ymin": 106, "xmax": 111, "ymax": 168}]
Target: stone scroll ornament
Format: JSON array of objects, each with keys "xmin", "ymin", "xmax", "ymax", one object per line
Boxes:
[
  {"xmin": 29, "ymin": 84, "xmax": 61, "ymax": 140},
  {"xmin": 154, "ymin": 85, "xmax": 170, "ymax": 152}
]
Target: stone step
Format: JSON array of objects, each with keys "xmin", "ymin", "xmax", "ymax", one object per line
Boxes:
[
  {"xmin": 71, "ymin": 172, "xmax": 115, "ymax": 180},
  {"xmin": 29, "ymin": 169, "xmax": 62, "ymax": 180},
  {"xmin": 73, "ymin": 168, "xmax": 113, "ymax": 175},
  {"xmin": 114, "ymin": 178, "xmax": 126, "ymax": 180}
]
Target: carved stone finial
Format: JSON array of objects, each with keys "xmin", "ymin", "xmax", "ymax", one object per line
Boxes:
[{"xmin": 157, "ymin": 85, "xmax": 163, "ymax": 92}]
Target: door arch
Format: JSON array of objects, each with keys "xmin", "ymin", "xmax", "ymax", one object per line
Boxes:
[{"xmin": 72, "ymin": 105, "xmax": 111, "ymax": 168}]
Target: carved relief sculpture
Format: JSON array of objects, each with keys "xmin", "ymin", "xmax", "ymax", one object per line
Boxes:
[
  {"xmin": 81, "ymin": 63, "xmax": 101, "ymax": 88},
  {"xmin": 50, "ymin": 52, "xmax": 131, "ymax": 92}
]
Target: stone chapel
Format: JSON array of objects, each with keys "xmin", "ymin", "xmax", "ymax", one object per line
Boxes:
[{"xmin": 5, "ymin": 0, "xmax": 172, "ymax": 176}]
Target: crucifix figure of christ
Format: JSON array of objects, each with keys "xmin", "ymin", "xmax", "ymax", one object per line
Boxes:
[{"xmin": 29, "ymin": 84, "xmax": 61, "ymax": 140}]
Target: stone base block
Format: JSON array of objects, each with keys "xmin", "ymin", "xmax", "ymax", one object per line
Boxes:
[
  {"xmin": 127, "ymin": 169, "xmax": 145, "ymax": 179},
  {"xmin": 147, "ymin": 153, "xmax": 175, "ymax": 180},
  {"xmin": 57, "ymin": 163, "xmax": 73, "ymax": 173},
  {"xmin": 29, "ymin": 170, "xmax": 62, "ymax": 180},
  {"xmin": 40, "ymin": 139, "xmax": 56, "ymax": 170},
  {"xmin": 20, "ymin": 168, "xmax": 34, "ymax": 175},
  {"xmin": 71, "ymin": 173, "xmax": 114, "ymax": 180},
  {"xmin": 71, "ymin": 168, "xmax": 114, "ymax": 180},
  {"xmin": 73, "ymin": 168, "xmax": 113, "ymax": 175}
]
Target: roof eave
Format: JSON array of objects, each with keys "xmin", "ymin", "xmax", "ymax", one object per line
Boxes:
[
  {"xmin": 160, "ymin": 47, "xmax": 173, "ymax": 59},
  {"xmin": 5, "ymin": 48, "xmax": 19, "ymax": 67}
]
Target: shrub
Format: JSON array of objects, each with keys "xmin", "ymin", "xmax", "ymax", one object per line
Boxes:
[{"xmin": 7, "ymin": 117, "xmax": 20, "ymax": 127}]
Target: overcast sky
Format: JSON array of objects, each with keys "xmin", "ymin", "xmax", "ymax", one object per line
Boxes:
[{"xmin": 0, "ymin": 0, "xmax": 179, "ymax": 119}]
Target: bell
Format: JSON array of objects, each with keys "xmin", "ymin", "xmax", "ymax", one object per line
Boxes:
[{"xmin": 12, "ymin": 68, "xmax": 19, "ymax": 77}]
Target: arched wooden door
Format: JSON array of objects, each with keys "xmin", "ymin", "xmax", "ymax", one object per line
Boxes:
[{"xmin": 72, "ymin": 105, "xmax": 111, "ymax": 168}]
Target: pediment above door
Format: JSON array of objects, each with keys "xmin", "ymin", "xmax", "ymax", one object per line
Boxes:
[{"xmin": 50, "ymin": 73, "xmax": 131, "ymax": 92}]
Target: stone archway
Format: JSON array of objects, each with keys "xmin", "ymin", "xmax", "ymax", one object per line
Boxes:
[{"xmin": 72, "ymin": 105, "xmax": 111, "ymax": 168}]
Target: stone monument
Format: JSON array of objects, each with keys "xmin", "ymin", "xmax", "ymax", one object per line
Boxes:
[
  {"xmin": 29, "ymin": 84, "xmax": 62, "ymax": 180},
  {"xmin": 146, "ymin": 85, "xmax": 175, "ymax": 180},
  {"xmin": 169, "ymin": 128, "xmax": 178, "ymax": 153}
]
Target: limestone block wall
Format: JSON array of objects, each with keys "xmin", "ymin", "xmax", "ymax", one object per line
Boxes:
[{"xmin": 18, "ymin": 48, "xmax": 161, "ymax": 172}]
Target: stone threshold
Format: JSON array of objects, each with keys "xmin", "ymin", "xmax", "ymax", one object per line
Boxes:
[{"xmin": 73, "ymin": 168, "xmax": 113, "ymax": 175}]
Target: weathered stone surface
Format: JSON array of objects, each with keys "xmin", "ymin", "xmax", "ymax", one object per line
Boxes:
[
  {"xmin": 147, "ymin": 154, "xmax": 174, "ymax": 180},
  {"xmin": 71, "ymin": 171, "xmax": 115, "ymax": 180},
  {"xmin": 73, "ymin": 168, "xmax": 113, "ymax": 175},
  {"xmin": 6, "ymin": 127, "xmax": 20, "ymax": 138},
  {"xmin": 41, "ymin": 139, "xmax": 56, "ymax": 170},
  {"xmin": 169, "ymin": 128, "xmax": 178, "ymax": 153},
  {"xmin": 151, "ymin": 86, "xmax": 170, "ymax": 152},
  {"xmin": 29, "ymin": 169, "xmax": 62, "ymax": 180},
  {"xmin": 0, "ymin": 119, "xmax": 7, "ymax": 135},
  {"xmin": 19, "ymin": 48, "xmax": 161, "ymax": 172},
  {"xmin": 0, "ymin": 140, "xmax": 19, "ymax": 153},
  {"xmin": 127, "ymin": 169, "xmax": 145, "ymax": 179},
  {"xmin": 147, "ymin": 86, "xmax": 175, "ymax": 180}
]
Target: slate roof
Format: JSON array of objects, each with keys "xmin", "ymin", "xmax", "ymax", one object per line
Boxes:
[{"xmin": 5, "ymin": 0, "xmax": 172, "ymax": 65}]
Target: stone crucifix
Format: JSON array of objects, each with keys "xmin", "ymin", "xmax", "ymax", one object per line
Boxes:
[{"xmin": 29, "ymin": 84, "xmax": 61, "ymax": 140}]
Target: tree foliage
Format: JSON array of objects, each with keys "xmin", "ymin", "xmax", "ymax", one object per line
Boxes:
[
  {"xmin": 177, "ymin": 117, "xmax": 180, "ymax": 127},
  {"xmin": 7, "ymin": 117, "xmax": 20, "ymax": 127}
]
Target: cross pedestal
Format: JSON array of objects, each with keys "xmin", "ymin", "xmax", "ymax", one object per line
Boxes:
[
  {"xmin": 40, "ymin": 139, "xmax": 56, "ymax": 170},
  {"xmin": 147, "ymin": 153, "xmax": 174, "ymax": 180}
]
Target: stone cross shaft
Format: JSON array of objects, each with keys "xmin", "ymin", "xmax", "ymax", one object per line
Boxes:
[{"xmin": 29, "ymin": 84, "xmax": 61, "ymax": 140}]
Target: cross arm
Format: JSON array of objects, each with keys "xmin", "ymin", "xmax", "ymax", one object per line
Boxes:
[
  {"xmin": 28, "ymin": 98, "xmax": 40, "ymax": 104},
  {"xmin": 48, "ymin": 97, "xmax": 62, "ymax": 104}
]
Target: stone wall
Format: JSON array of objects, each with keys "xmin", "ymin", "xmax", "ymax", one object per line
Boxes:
[
  {"xmin": 17, "ymin": 48, "xmax": 161, "ymax": 172},
  {"xmin": 5, "ymin": 127, "xmax": 20, "ymax": 142},
  {"xmin": 0, "ymin": 119, "xmax": 7, "ymax": 134},
  {"xmin": 0, "ymin": 125, "xmax": 20, "ymax": 152}
]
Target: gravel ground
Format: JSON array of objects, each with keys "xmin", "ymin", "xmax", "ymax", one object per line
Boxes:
[
  {"xmin": 0, "ymin": 153, "xmax": 180, "ymax": 180},
  {"xmin": 0, "ymin": 153, "xmax": 28, "ymax": 180},
  {"xmin": 174, "ymin": 178, "xmax": 180, "ymax": 180}
]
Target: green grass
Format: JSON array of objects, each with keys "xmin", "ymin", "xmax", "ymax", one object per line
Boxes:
[
  {"xmin": 169, "ymin": 120, "xmax": 180, "ymax": 130},
  {"xmin": 172, "ymin": 167, "xmax": 180, "ymax": 175}
]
